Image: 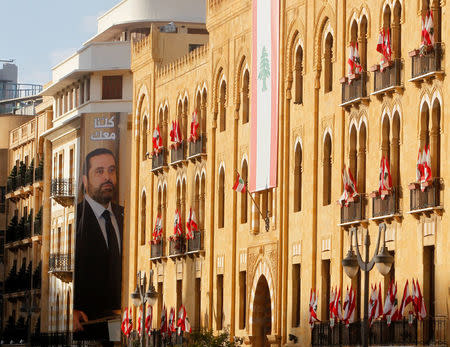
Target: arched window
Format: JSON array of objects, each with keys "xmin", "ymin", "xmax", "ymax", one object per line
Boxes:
[
  {"xmin": 391, "ymin": 114, "xmax": 400, "ymax": 187},
  {"xmin": 294, "ymin": 45, "xmax": 303, "ymax": 104},
  {"xmin": 294, "ymin": 143, "xmax": 302, "ymax": 212},
  {"xmin": 196, "ymin": 91, "xmax": 202, "ymax": 133},
  {"xmin": 323, "ymin": 133, "xmax": 332, "ymax": 205},
  {"xmin": 349, "ymin": 125, "xmax": 358, "ymax": 180},
  {"xmin": 141, "ymin": 191, "xmax": 146, "ymax": 245},
  {"xmin": 200, "ymin": 173, "xmax": 206, "ymax": 230},
  {"xmin": 142, "ymin": 116, "xmax": 148, "ymax": 161},
  {"xmin": 324, "ymin": 33, "xmax": 333, "ymax": 93},
  {"xmin": 201, "ymin": 89, "xmax": 207, "ymax": 136},
  {"xmin": 219, "ymin": 81, "xmax": 227, "ymax": 132},
  {"xmin": 431, "ymin": 99, "xmax": 441, "ymax": 177},
  {"xmin": 242, "ymin": 70, "xmax": 250, "ymax": 124},
  {"xmin": 163, "ymin": 106, "xmax": 169, "ymax": 148},
  {"xmin": 360, "ymin": 16, "xmax": 368, "ymax": 71},
  {"xmin": 358, "ymin": 123, "xmax": 367, "ymax": 193},
  {"xmin": 194, "ymin": 175, "xmax": 200, "ymax": 226},
  {"xmin": 162, "ymin": 185, "xmax": 167, "ymax": 237},
  {"xmin": 177, "ymin": 99, "xmax": 183, "ymax": 140},
  {"xmin": 392, "ymin": 1, "xmax": 402, "ymax": 59},
  {"xmin": 182, "ymin": 179, "xmax": 187, "ymax": 229},
  {"xmin": 183, "ymin": 97, "xmax": 189, "ymax": 141},
  {"xmin": 218, "ymin": 167, "xmax": 225, "ymax": 228},
  {"xmin": 241, "ymin": 160, "xmax": 248, "ymax": 223},
  {"xmin": 382, "ymin": 115, "xmax": 391, "ymax": 162}
]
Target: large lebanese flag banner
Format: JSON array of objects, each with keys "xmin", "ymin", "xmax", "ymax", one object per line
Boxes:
[{"xmin": 250, "ymin": 0, "xmax": 279, "ymax": 192}]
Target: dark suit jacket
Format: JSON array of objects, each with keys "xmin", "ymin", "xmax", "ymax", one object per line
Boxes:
[{"xmin": 74, "ymin": 199, "xmax": 124, "ymax": 321}]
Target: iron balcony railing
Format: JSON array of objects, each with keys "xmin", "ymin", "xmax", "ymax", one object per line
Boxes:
[
  {"xmin": 50, "ymin": 178, "xmax": 75, "ymax": 197},
  {"xmin": 169, "ymin": 236, "xmax": 186, "ymax": 256},
  {"xmin": 14, "ymin": 174, "xmax": 24, "ymax": 190},
  {"xmin": 373, "ymin": 58, "xmax": 402, "ymax": 93},
  {"xmin": 188, "ymin": 135, "xmax": 207, "ymax": 159},
  {"xmin": 312, "ymin": 317, "xmax": 447, "ymax": 346},
  {"xmin": 7, "ymin": 177, "xmax": 15, "ymax": 193},
  {"xmin": 410, "ymin": 178, "xmax": 441, "ymax": 211},
  {"xmin": 49, "ymin": 254, "xmax": 73, "ymax": 272},
  {"xmin": 34, "ymin": 164, "xmax": 43, "ymax": 182},
  {"xmin": 411, "ymin": 43, "xmax": 442, "ymax": 79},
  {"xmin": 151, "ymin": 240, "xmax": 164, "ymax": 259},
  {"xmin": 152, "ymin": 148, "xmax": 168, "ymax": 171},
  {"xmin": 372, "ymin": 188, "xmax": 399, "ymax": 218},
  {"xmin": 340, "ymin": 195, "xmax": 366, "ymax": 224},
  {"xmin": 341, "ymin": 72, "xmax": 368, "ymax": 104},
  {"xmin": 33, "ymin": 220, "xmax": 42, "ymax": 236},
  {"xmin": 171, "ymin": 141, "xmax": 186, "ymax": 164},
  {"xmin": 187, "ymin": 231, "xmax": 202, "ymax": 253}
]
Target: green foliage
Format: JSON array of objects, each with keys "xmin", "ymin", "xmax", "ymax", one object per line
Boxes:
[{"xmin": 187, "ymin": 329, "xmax": 243, "ymax": 347}]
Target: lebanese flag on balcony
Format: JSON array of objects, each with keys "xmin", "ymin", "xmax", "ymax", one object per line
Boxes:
[
  {"xmin": 170, "ymin": 120, "xmax": 182, "ymax": 148},
  {"xmin": 399, "ymin": 280, "xmax": 413, "ymax": 317},
  {"xmin": 145, "ymin": 305, "xmax": 152, "ymax": 335},
  {"xmin": 416, "ymin": 148, "xmax": 424, "ymax": 182},
  {"xmin": 189, "ymin": 110, "xmax": 200, "ymax": 142},
  {"xmin": 377, "ymin": 28, "xmax": 392, "ymax": 68},
  {"xmin": 309, "ymin": 288, "xmax": 320, "ymax": 328},
  {"xmin": 421, "ymin": 145, "xmax": 432, "ymax": 191},
  {"xmin": 348, "ymin": 42, "xmax": 362, "ymax": 76},
  {"xmin": 121, "ymin": 307, "xmax": 132, "ymax": 337},
  {"xmin": 152, "ymin": 215, "xmax": 163, "ymax": 244},
  {"xmin": 343, "ymin": 286, "xmax": 356, "ymax": 327},
  {"xmin": 421, "ymin": 10, "xmax": 435, "ymax": 47},
  {"xmin": 233, "ymin": 172, "xmax": 247, "ymax": 193},
  {"xmin": 338, "ymin": 167, "xmax": 350, "ymax": 206},
  {"xmin": 186, "ymin": 208, "xmax": 198, "ymax": 240},
  {"xmin": 173, "ymin": 209, "xmax": 183, "ymax": 237},
  {"xmin": 153, "ymin": 125, "xmax": 163, "ymax": 153},
  {"xmin": 379, "ymin": 156, "xmax": 393, "ymax": 199}
]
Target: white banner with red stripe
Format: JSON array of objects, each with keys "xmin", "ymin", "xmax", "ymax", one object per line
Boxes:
[{"xmin": 250, "ymin": 0, "xmax": 279, "ymax": 192}]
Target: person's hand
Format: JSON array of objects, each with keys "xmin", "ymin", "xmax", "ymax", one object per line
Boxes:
[{"xmin": 73, "ymin": 310, "xmax": 88, "ymax": 331}]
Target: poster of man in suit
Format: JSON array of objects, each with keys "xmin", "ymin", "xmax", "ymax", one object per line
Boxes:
[{"xmin": 73, "ymin": 113, "xmax": 124, "ymax": 342}]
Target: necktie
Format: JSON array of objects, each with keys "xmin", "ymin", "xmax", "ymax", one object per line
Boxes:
[{"xmin": 102, "ymin": 209, "xmax": 121, "ymax": 310}]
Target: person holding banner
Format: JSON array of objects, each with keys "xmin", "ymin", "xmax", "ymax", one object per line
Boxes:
[{"xmin": 74, "ymin": 148, "xmax": 124, "ymax": 337}]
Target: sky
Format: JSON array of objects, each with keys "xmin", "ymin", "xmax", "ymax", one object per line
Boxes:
[{"xmin": 2, "ymin": 0, "xmax": 119, "ymax": 85}]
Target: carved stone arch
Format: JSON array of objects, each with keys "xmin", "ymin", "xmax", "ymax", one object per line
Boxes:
[
  {"xmin": 240, "ymin": 154, "xmax": 249, "ymax": 169},
  {"xmin": 294, "ymin": 137, "xmax": 303, "ymax": 155},
  {"xmin": 313, "ymin": 4, "xmax": 336, "ymax": 71},
  {"xmin": 136, "ymin": 83, "xmax": 150, "ymax": 119},
  {"xmin": 348, "ymin": 10, "xmax": 360, "ymax": 42},
  {"xmin": 248, "ymin": 257, "xmax": 277, "ymax": 337},
  {"xmin": 201, "ymin": 167, "xmax": 207, "ymax": 181},
  {"xmin": 235, "ymin": 55, "xmax": 248, "ymax": 106},
  {"xmin": 358, "ymin": 4, "xmax": 372, "ymax": 38},
  {"xmin": 286, "ymin": 16, "xmax": 306, "ymax": 72},
  {"xmin": 213, "ymin": 66, "xmax": 225, "ymax": 115}
]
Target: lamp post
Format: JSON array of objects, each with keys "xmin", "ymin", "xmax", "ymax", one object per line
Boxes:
[
  {"xmin": 342, "ymin": 222, "xmax": 394, "ymax": 347},
  {"xmin": 131, "ymin": 269, "xmax": 158, "ymax": 346}
]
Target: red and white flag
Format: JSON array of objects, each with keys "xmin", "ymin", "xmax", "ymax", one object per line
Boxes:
[
  {"xmin": 309, "ymin": 288, "xmax": 320, "ymax": 328},
  {"xmin": 379, "ymin": 156, "xmax": 393, "ymax": 199},
  {"xmin": 329, "ymin": 287, "xmax": 337, "ymax": 322},
  {"xmin": 189, "ymin": 110, "xmax": 200, "ymax": 142},
  {"xmin": 334, "ymin": 287, "xmax": 343, "ymax": 321},
  {"xmin": 421, "ymin": 145, "xmax": 432, "ymax": 191},
  {"xmin": 145, "ymin": 305, "xmax": 153, "ymax": 336},
  {"xmin": 121, "ymin": 307, "xmax": 132, "ymax": 337},
  {"xmin": 416, "ymin": 148, "xmax": 423, "ymax": 182},
  {"xmin": 152, "ymin": 215, "xmax": 163, "ymax": 244},
  {"xmin": 250, "ymin": 0, "xmax": 279, "ymax": 193},
  {"xmin": 153, "ymin": 125, "xmax": 163, "ymax": 153},
  {"xmin": 177, "ymin": 305, "xmax": 191, "ymax": 333},
  {"xmin": 399, "ymin": 280, "xmax": 413, "ymax": 317},
  {"xmin": 339, "ymin": 165, "xmax": 358, "ymax": 207},
  {"xmin": 375, "ymin": 283, "xmax": 383, "ymax": 321},
  {"xmin": 368, "ymin": 285, "xmax": 378, "ymax": 326},
  {"xmin": 185, "ymin": 317, "xmax": 192, "ymax": 333},
  {"xmin": 161, "ymin": 304, "xmax": 167, "ymax": 333},
  {"xmin": 343, "ymin": 286, "xmax": 356, "ymax": 327},
  {"xmin": 168, "ymin": 307, "xmax": 176, "ymax": 334},
  {"xmin": 415, "ymin": 279, "xmax": 427, "ymax": 320},
  {"xmin": 186, "ymin": 208, "xmax": 198, "ymax": 240},
  {"xmin": 383, "ymin": 281, "xmax": 398, "ymax": 325},
  {"xmin": 137, "ymin": 307, "xmax": 143, "ymax": 336},
  {"xmin": 170, "ymin": 120, "xmax": 182, "ymax": 145},
  {"xmin": 233, "ymin": 173, "xmax": 247, "ymax": 193},
  {"xmin": 377, "ymin": 28, "xmax": 392, "ymax": 67},
  {"xmin": 348, "ymin": 42, "xmax": 362, "ymax": 75},
  {"xmin": 421, "ymin": 10, "xmax": 435, "ymax": 47},
  {"xmin": 173, "ymin": 209, "xmax": 183, "ymax": 237}
]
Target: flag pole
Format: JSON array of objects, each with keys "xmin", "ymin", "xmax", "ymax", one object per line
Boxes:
[{"xmin": 234, "ymin": 169, "xmax": 270, "ymax": 231}]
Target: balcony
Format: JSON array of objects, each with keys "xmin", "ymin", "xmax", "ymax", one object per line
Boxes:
[
  {"xmin": 48, "ymin": 254, "xmax": 73, "ymax": 282},
  {"xmin": 371, "ymin": 188, "xmax": 400, "ymax": 221},
  {"xmin": 51, "ymin": 178, "xmax": 75, "ymax": 206},
  {"xmin": 410, "ymin": 43, "xmax": 443, "ymax": 83},
  {"xmin": 188, "ymin": 135, "xmax": 207, "ymax": 161},
  {"xmin": 187, "ymin": 231, "xmax": 204, "ymax": 256},
  {"xmin": 170, "ymin": 141, "xmax": 186, "ymax": 166},
  {"xmin": 150, "ymin": 240, "xmax": 164, "ymax": 261},
  {"xmin": 152, "ymin": 148, "xmax": 168, "ymax": 173},
  {"xmin": 339, "ymin": 195, "xmax": 367, "ymax": 226},
  {"xmin": 34, "ymin": 162, "xmax": 44, "ymax": 182},
  {"xmin": 339, "ymin": 72, "xmax": 369, "ymax": 108},
  {"xmin": 409, "ymin": 178, "xmax": 442, "ymax": 216},
  {"xmin": 371, "ymin": 58, "xmax": 403, "ymax": 97},
  {"xmin": 169, "ymin": 236, "xmax": 186, "ymax": 260},
  {"xmin": 311, "ymin": 317, "xmax": 447, "ymax": 346}
]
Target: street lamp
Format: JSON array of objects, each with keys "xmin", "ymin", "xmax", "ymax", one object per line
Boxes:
[
  {"xmin": 342, "ymin": 222, "xmax": 394, "ymax": 347},
  {"xmin": 131, "ymin": 269, "xmax": 158, "ymax": 346}
]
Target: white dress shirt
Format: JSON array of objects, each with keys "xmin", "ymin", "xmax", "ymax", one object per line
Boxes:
[{"xmin": 84, "ymin": 194, "xmax": 121, "ymax": 253}]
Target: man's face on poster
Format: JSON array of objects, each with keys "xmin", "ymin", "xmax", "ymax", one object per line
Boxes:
[{"xmin": 82, "ymin": 153, "xmax": 117, "ymax": 205}]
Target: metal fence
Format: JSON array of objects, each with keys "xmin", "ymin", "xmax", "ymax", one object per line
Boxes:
[
  {"xmin": 373, "ymin": 59, "xmax": 402, "ymax": 92},
  {"xmin": 411, "ymin": 43, "xmax": 442, "ymax": 79},
  {"xmin": 341, "ymin": 72, "xmax": 368, "ymax": 104},
  {"xmin": 410, "ymin": 178, "xmax": 440, "ymax": 211},
  {"xmin": 372, "ymin": 188, "xmax": 399, "ymax": 218},
  {"xmin": 340, "ymin": 196, "xmax": 365, "ymax": 224}
]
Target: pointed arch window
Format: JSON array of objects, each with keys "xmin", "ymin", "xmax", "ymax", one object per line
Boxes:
[
  {"xmin": 219, "ymin": 81, "xmax": 227, "ymax": 132},
  {"xmin": 242, "ymin": 70, "xmax": 250, "ymax": 124},
  {"xmin": 142, "ymin": 116, "xmax": 148, "ymax": 161},
  {"xmin": 218, "ymin": 167, "xmax": 225, "ymax": 228},
  {"xmin": 294, "ymin": 46, "xmax": 303, "ymax": 104},
  {"xmin": 294, "ymin": 143, "xmax": 302, "ymax": 212},
  {"xmin": 324, "ymin": 33, "xmax": 334, "ymax": 93}
]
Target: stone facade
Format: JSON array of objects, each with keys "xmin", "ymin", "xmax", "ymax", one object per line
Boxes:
[{"xmin": 129, "ymin": 0, "xmax": 449, "ymax": 346}]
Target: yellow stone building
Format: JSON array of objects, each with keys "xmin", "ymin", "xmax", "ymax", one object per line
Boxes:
[{"xmin": 128, "ymin": 0, "xmax": 449, "ymax": 346}]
